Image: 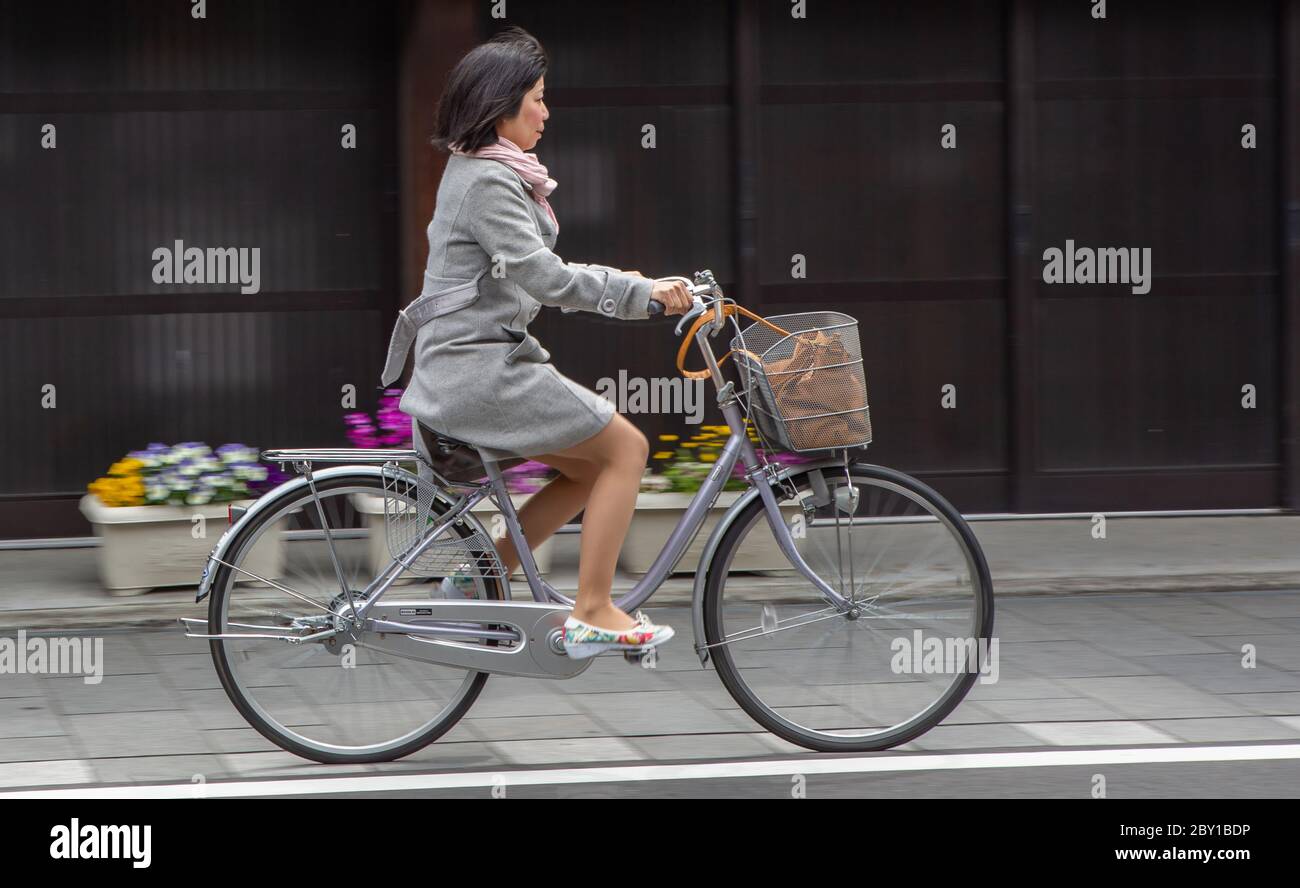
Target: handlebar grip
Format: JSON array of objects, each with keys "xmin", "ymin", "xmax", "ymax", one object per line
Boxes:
[{"xmin": 647, "ymin": 299, "xmax": 664, "ymax": 316}]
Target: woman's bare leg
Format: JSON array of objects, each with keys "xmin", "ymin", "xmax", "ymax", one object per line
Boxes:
[
  {"xmin": 510, "ymin": 414, "xmax": 648, "ymax": 632},
  {"xmin": 493, "ymin": 450, "xmax": 596, "ymax": 576}
]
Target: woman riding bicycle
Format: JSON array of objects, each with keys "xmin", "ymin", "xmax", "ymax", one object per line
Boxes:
[{"xmin": 397, "ymin": 26, "xmax": 692, "ymax": 658}]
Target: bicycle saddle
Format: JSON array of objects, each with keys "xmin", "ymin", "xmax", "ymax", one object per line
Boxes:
[
  {"xmin": 414, "ymin": 420, "xmax": 529, "ymax": 480},
  {"xmin": 416, "ymin": 421, "xmax": 475, "ymax": 453}
]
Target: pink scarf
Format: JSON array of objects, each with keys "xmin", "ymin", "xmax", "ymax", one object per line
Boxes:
[{"xmin": 452, "ymin": 135, "xmax": 559, "ymax": 234}]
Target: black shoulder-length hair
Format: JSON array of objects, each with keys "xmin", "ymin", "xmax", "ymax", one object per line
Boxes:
[{"xmin": 430, "ymin": 26, "xmax": 549, "ymax": 154}]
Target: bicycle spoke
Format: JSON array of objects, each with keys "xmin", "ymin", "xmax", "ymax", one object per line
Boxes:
[
  {"xmin": 210, "ymin": 474, "xmax": 499, "ymax": 761},
  {"xmin": 709, "ymin": 464, "xmax": 990, "ymax": 751}
]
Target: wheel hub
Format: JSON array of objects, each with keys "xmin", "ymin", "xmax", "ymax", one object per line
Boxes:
[{"xmin": 328, "ymin": 590, "xmax": 368, "ymax": 634}]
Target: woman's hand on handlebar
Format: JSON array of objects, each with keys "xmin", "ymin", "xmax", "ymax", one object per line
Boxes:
[{"xmin": 650, "ymin": 278, "xmax": 693, "ymax": 317}]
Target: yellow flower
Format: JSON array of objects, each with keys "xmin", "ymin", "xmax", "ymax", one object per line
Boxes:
[
  {"xmin": 700, "ymin": 453, "xmax": 717, "ymax": 462},
  {"xmin": 658, "ymin": 434, "xmax": 679, "ymax": 442},
  {"xmin": 682, "ymin": 442, "xmax": 699, "ymax": 448},
  {"xmin": 88, "ymin": 475, "xmax": 144, "ymax": 506},
  {"xmin": 653, "ymin": 451, "xmax": 673, "ymax": 459}
]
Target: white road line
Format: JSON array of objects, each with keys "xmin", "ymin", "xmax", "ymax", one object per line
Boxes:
[{"xmin": 3, "ymin": 742, "xmax": 1300, "ymax": 798}]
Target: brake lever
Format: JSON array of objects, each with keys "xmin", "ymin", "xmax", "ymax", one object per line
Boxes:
[{"xmin": 675, "ymin": 298, "xmax": 708, "ymax": 336}]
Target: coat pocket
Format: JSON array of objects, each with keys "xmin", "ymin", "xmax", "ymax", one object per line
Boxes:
[{"xmin": 500, "ymin": 324, "xmax": 550, "ymax": 365}]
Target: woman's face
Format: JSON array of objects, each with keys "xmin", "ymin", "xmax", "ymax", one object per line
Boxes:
[{"xmin": 496, "ymin": 76, "xmax": 548, "ymax": 150}]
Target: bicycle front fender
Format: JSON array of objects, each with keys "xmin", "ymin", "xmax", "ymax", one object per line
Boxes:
[{"xmin": 689, "ymin": 457, "xmax": 852, "ymax": 667}]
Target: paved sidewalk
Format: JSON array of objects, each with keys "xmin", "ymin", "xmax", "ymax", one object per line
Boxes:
[
  {"xmin": 0, "ymin": 514, "xmax": 1298, "ymax": 630},
  {"xmin": 0, "ymin": 591, "xmax": 1299, "ymax": 793}
]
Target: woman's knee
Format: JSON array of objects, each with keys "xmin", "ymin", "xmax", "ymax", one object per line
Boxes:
[
  {"xmin": 578, "ymin": 415, "xmax": 645, "ymax": 471},
  {"xmin": 548, "ymin": 414, "xmax": 647, "ymax": 474}
]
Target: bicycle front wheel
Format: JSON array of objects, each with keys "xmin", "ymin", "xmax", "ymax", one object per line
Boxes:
[{"xmin": 703, "ymin": 461, "xmax": 994, "ymax": 752}]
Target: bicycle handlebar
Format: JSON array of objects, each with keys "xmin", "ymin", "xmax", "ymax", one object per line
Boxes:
[
  {"xmin": 646, "ymin": 280, "xmax": 715, "ymax": 317},
  {"xmin": 641, "ymin": 271, "xmax": 794, "ymax": 380}
]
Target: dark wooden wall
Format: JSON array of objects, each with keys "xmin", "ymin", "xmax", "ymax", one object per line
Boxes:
[
  {"xmin": 456, "ymin": 0, "xmax": 1294, "ymax": 513},
  {"xmin": 0, "ymin": 0, "xmax": 401, "ymax": 537},
  {"xmin": 3, "ymin": 0, "xmax": 1298, "ymax": 539}
]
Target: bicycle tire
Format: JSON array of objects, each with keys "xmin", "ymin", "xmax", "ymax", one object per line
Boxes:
[
  {"xmin": 207, "ymin": 469, "xmax": 505, "ymax": 764},
  {"xmin": 702, "ymin": 461, "xmax": 995, "ymax": 752}
]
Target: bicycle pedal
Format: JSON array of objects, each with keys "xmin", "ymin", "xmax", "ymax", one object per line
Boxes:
[{"xmin": 622, "ymin": 648, "xmax": 658, "ymax": 666}]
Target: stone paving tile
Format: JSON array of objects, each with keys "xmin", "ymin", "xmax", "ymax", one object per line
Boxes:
[
  {"xmin": 0, "ymin": 676, "xmax": 45, "ymax": 698},
  {"xmin": 1143, "ymin": 716, "xmax": 1300, "ymax": 743},
  {"xmin": 897, "ymin": 721, "xmax": 1052, "ymax": 751},
  {"xmin": 1105, "ymin": 601, "xmax": 1279, "ymax": 636},
  {"xmin": 1198, "ymin": 634, "xmax": 1300, "ymax": 670},
  {"xmin": 1216, "ymin": 692, "xmax": 1300, "ymax": 717},
  {"xmin": 565, "ymin": 689, "xmax": 758, "ymax": 736},
  {"xmin": 1208, "ymin": 593, "xmax": 1300, "ymax": 619},
  {"xmin": 464, "ymin": 713, "xmax": 607, "ymax": 742},
  {"xmin": 995, "ymin": 640, "xmax": 1149, "ymax": 679},
  {"xmin": 626, "ymin": 731, "xmax": 783, "ymax": 762},
  {"xmin": 982, "ymin": 616, "xmax": 1082, "ymax": 643},
  {"xmin": 45, "ymin": 673, "xmax": 179, "ymax": 716},
  {"xmin": 0, "ymin": 696, "xmax": 63, "ymax": 738},
  {"xmin": 1128, "ymin": 654, "xmax": 1300, "ymax": 694},
  {"xmin": 217, "ymin": 751, "xmax": 385, "ymax": 779},
  {"xmin": 1059, "ymin": 675, "xmax": 1253, "ymax": 719},
  {"xmin": 963, "ymin": 676, "xmax": 1079, "ymax": 702},
  {"xmin": 467, "ymin": 681, "xmax": 585, "ymax": 718},
  {"xmin": 486, "ymin": 736, "xmax": 643, "ymax": 765},
  {"xmin": 0, "ymin": 759, "xmax": 94, "ymax": 788},
  {"xmin": 90, "ymin": 754, "xmax": 227, "ymax": 787},
  {"xmin": 1067, "ymin": 625, "xmax": 1226, "ymax": 657},
  {"xmin": 199, "ymin": 726, "xmax": 288, "ymax": 756},
  {"xmin": 1016, "ymin": 720, "xmax": 1179, "ymax": 746},
  {"xmin": 975, "ymin": 696, "xmax": 1129, "ymax": 723},
  {"xmin": 0, "ymin": 735, "xmax": 80, "ymax": 763},
  {"xmin": 1272, "ymin": 715, "xmax": 1300, "ymax": 734},
  {"xmin": 66, "ymin": 710, "xmax": 215, "ymax": 758}
]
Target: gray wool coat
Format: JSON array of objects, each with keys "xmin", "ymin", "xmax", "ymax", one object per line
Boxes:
[{"xmin": 382, "ymin": 153, "xmax": 654, "ymax": 463}]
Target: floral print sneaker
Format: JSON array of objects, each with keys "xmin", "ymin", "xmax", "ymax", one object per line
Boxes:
[{"xmin": 562, "ymin": 610, "xmax": 675, "ymax": 660}]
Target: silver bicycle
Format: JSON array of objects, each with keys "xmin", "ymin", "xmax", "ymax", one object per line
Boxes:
[{"xmin": 182, "ymin": 270, "xmax": 994, "ymax": 763}]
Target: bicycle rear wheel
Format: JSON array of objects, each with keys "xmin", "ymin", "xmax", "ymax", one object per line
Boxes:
[
  {"xmin": 207, "ymin": 469, "xmax": 505, "ymax": 764},
  {"xmin": 703, "ymin": 461, "xmax": 994, "ymax": 752}
]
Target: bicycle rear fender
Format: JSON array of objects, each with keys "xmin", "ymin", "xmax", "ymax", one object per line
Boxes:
[
  {"xmin": 690, "ymin": 457, "xmax": 855, "ymax": 666},
  {"xmin": 194, "ymin": 464, "xmax": 473, "ymax": 603}
]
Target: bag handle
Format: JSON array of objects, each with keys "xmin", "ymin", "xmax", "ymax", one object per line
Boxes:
[{"xmin": 675, "ymin": 304, "xmax": 794, "ymax": 380}]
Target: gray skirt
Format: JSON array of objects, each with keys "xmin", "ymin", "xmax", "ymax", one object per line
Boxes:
[{"xmin": 399, "ymin": 339, "xmax": 616, "ymax": 463}]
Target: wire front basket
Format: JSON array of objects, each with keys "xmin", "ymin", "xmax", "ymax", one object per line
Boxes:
[
  {"xmin": 730, "ymin": 311, "xmax": 872, "ymax": 453},
  {"xmin": 380, "ymin": 461, "xmax": 507, "ymax": 579}
]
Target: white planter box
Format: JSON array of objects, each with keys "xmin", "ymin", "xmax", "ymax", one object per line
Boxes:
[
  {"xmin": 619, "ymin": 490, "xmax": 802, "ymax": 575},
  {"xmin": 78, "ymin": 494, "xmax": 283, "ymax": 596},
  {"xmin": 351, "ymin": 492, "xmax": 552, "ymax": 582}
]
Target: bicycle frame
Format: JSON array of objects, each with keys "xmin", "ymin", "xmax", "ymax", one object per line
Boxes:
[
  {"xmin": 347, "ymin": 307, "xmax": 856, "ymax": 620},
  {"xmin": 190, "ymin": 283, "xmax": 860, "ymax": 667}
]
